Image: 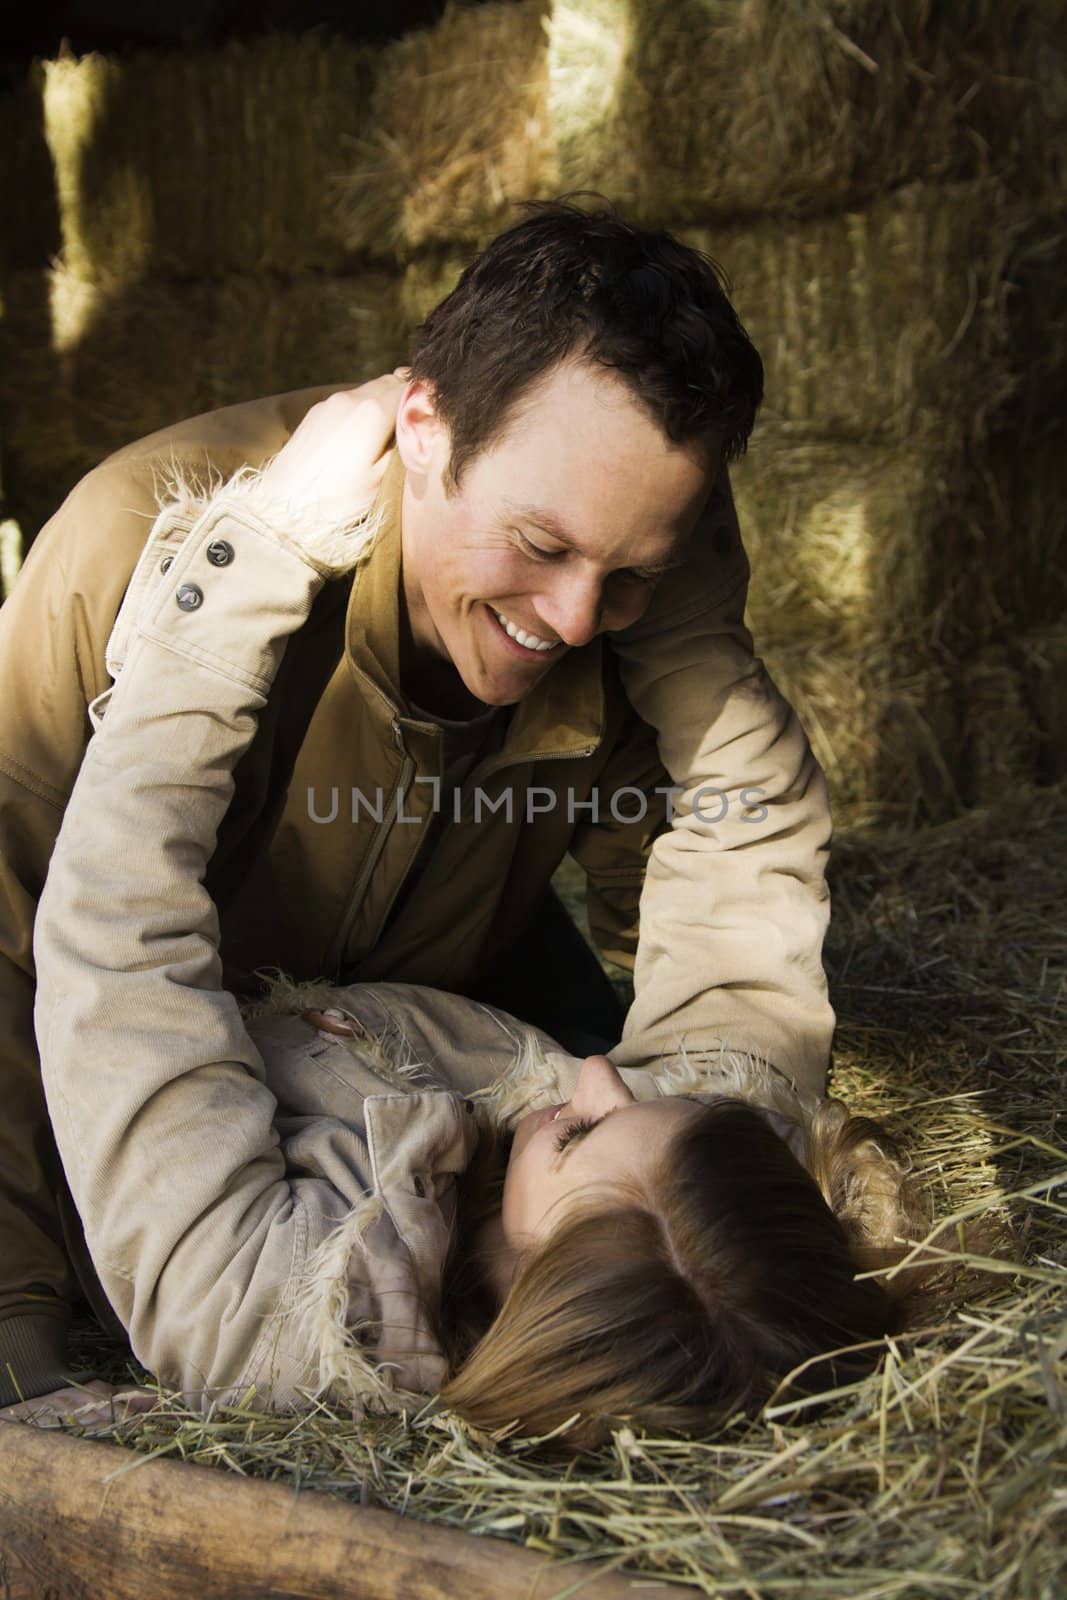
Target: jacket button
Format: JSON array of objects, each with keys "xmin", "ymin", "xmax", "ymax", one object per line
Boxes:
[
  {"xmin": 176, "ymin": 583, "xmax": 203, "ymax": 611},
  {"xmin": 206, "ymin": 539, "xmax": 235, "ymax": 567},
  {"xmin": 160, "ymin": 555, "xmax": 173, "ymax": 574},
  {"xmin": 413, "ymin": 1176, "xmax": 425, "ymax": 1197}
]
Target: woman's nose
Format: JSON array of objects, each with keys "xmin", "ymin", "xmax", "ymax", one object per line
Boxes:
[{"xmin": 569, "ymin": 1053, "xmax": 633, "ymax": 1115}]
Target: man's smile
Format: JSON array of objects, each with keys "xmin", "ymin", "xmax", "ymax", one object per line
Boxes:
[{"xmin": 487, "ymin": 605, "xmax": 565, "ymax": 657}]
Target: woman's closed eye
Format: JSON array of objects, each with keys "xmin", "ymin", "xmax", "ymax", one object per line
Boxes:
[{"xmin": 554, "ymin": 1113, "xmax": 604, "ymax": 1153}]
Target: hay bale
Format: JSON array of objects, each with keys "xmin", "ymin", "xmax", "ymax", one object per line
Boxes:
[
  {"xmin": 759, "ymin": 635, "xmax": 961, "ymax": 827},
  {"xmin": 37, "ymin": 36, "xmax": 378, "ymax": 281},
  {"xmin": 337, "ymin": 0, "xmax": 558, "ymax": 260},
  {"xmin": 732, "ymin": 431, "xmax": 1003, "ymax": 659},
  {"xmin": 399, "ymin": 253, "xmax": 471, "ymax": 330},
  {"xmin": 1018, "ymin": 624, "xmax": 1067, "ymax": 784},
  {"xmin": 679, "ymin": 183, "xmax": 1024, "ymax": 453},
  {"xmin": 0, "ymin": 520, "xmax": 24, "ymax": 602},
  {"xmin": 623, "ymin": 0, "xmax": 1064, "ymax": 222},
  {"xmin": 336, "ymin": 0, "xmax": 1065, "ymax": 256},
  {"xmin": 0, "ymin": 266, "xmax": 406, "ymax": 527},
  {"xmin": 598, "ymin": 0, "xmax": 1065, "ymax": 222},
  {"xmin": 731, "ymin": 419, "xmax": 1067, "ymax": 819},
  {"xmin": 956, "ymin": 642, "xmax": 1045, "ymax": 807}
]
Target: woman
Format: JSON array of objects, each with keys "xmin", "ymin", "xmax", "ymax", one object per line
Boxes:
[{"xmin": 21, "ymin": 376, "xmax": 959, "ymax": 1451}]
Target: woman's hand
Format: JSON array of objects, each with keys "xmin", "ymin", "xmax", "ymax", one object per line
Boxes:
[
  {"xmin": 0, "ymin": 1378, "xmax": 161, "ymax": 1428},
  {"xmin": 256, "ymin": 368, "xmax": 410, "ymax": 534}
]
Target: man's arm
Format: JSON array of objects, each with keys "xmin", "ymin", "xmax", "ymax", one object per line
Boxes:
[{"xmin": 604, "ymin": 463, "xmax": 835, "ymax": 1100}]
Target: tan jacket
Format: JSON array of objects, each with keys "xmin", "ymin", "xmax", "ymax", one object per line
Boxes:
[{"xmin": 0, "ymin": 384, "xmax": 834, "ymax": 1405}]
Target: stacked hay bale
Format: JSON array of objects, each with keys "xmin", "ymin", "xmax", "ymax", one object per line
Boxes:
[
  {"xmin": 0, "ymin": 34, "xmax": 400, "ymax": 557},
  {"xmin": 1, "ymin": 0, "xmax": 1063, "ymax": 823}
]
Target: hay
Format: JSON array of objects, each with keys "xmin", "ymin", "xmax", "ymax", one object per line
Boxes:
[
  {"xmin": 0, "ymin": 520, "xmax": 24, "ymax": 602},
  {"xmin": 755, "ymin": 607, "xmax": 1058, "ymax": 826},
  {"xmin": 728, "ymin": 412, "xmax": 1064, "ymax": 819},
  {"xmin": 755, "ymin": 638, "xmax": 961, "ymax": 829},
  {"xmin": 731, "ymin": 434, "xmax": 965, "ymax": 652},
  {"xmin": 1019, "ymin": 625, "xmax": 1067, "ymax": 785},
  {"xmin": 337, "ymin": 0, "xmax": 559, "ymax": 260},
  {"xmin": 0, "ymin": 266, "xmax": 407, "ymax": 517},
  {"xmin": 679, "ymin": 182, "xmax": 1025, "ymax": 453},
  {"xmin": 334, "ymin": 0, "xmax": 1065, "ymax": 254},
  {"xmin": 34, "ymin": 36, "xmax": 378, "ymax": 281},
  {"xmin": 957, "ymin": 644, "xmax": 1047, "ymax": 810},
  {"xmin": 734, "ymin": 424, "xmax": 1060, "ymax": 638},
  {"xmin": 7, "ymin": 3, "xmax": 1062, "ymax": 274},
  {"xmin": 56, "ymin": 780, "xmax": 1067, "ymax": 1597},
  {"xmin": 615, "ymin": 0, "xmax": 1064, "ymax": 222}
]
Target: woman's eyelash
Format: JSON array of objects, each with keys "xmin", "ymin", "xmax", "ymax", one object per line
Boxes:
[{"xmin": 553, "ymin": 1114, "xmax": 601, "ymax": 1153}]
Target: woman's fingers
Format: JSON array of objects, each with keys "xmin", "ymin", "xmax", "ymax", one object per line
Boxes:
[
  {"xmin": 349, "ymin": 372, "xmax": 406, "ymax": 460},
  {"xmin": 0, "ymin": 1378, "xmax": 161, "ymax": 1427},
  {"xmin": 302, "ymin": 1006, "xmax": 366, "ymax": 1039},
  {"xmin": 257, "ymin": 374, "xmax": 405, "ymax": 524}
]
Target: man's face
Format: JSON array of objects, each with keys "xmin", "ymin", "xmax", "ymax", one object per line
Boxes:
[{"xmin": 395, "ymin": 357, "xmax": 718, "ymax": 706}]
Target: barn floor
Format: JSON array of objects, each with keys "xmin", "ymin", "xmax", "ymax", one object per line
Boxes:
[{"xmin": 34, "ymin": 781, "xmax": 1067, "ymax": 1598}]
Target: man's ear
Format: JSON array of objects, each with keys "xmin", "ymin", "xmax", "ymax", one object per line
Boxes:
[{"xmin": 394, "ymin": 376, "xmax": 447, "ymax": 477}]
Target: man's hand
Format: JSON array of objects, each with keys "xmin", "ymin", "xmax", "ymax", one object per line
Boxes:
[
  {"xmin": 257, "ymin": 368, "xmax": 410, "ymax": 531},
  {"xmin": 0, "ymin": 1378, "xmax": 161, "ymax": 1428}
]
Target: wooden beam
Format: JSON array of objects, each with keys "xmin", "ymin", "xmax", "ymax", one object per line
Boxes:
[{"xmin": 0, "ymin": 1422, "xmax": 702, "ymax": 1600}]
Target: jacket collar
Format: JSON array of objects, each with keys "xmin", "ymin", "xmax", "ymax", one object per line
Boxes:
[{"xmin": 343, "ymin": 449, "xmax": 607, "ymax": 763}]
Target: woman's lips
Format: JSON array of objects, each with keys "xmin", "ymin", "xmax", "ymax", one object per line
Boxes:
[{"xmin": 538, "ymin": 1101, "xmax": 566, "ymax": 1129}]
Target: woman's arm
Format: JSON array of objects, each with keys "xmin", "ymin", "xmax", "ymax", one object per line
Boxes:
[{"xmin": 33, "ymin": 377, "xmax": 405, "ymax": 1412}]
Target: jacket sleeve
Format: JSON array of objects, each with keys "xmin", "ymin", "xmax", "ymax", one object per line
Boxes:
[
  {"xmin": 31, "ymin": 481, "xmax": 394, "ymax": 1411},
  {"xmin": 604, "ymin": 464, "xmax": 835, "ymax": 1100},
  {"xmin": 0, "ymin": 470, "xmax": 161, "ymax": 1407}
]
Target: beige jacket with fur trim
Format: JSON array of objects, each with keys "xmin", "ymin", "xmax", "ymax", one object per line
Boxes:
[{"xmin": 31, "ymin": 449, "xmax": 829, "ymax": 1415}]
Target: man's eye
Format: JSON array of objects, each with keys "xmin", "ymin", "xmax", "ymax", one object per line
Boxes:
[
  {"xmin": 516, "ymin": 530, "xmax": 661, "ymax": 583},
  {"xmin": 554, "ymin": 1114, "xmax": 600, "ymax": 1153},
  {"xmin": 516, "ymin": 532, "xmax": 562, "ymax": 561}
]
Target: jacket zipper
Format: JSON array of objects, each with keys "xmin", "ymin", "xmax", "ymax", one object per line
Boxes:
[
  {"xmin": 461, "ymin": 740, "xmax": 600, "ymax": 798},
  {"xmin": 327, "ymin": 722, "xmax": 416, "ymax": 970}
]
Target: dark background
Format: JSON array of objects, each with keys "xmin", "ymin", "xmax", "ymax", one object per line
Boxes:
[{"xmin": 1, "ymin": 1, "xmax": 503, "ymax": 79}]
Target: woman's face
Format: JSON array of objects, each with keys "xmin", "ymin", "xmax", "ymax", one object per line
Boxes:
[{"xmin": 501, "ymin": 1055, "xmax": 705, "ymax": 1255}]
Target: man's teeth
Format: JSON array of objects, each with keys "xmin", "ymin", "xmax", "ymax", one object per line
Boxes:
[{"xmin": 492, "ymin": 609, "xmax": 558, "ymax": 652}]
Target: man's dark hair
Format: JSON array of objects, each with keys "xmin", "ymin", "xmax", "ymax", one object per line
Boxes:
[{"xmin": 408, "ymin": 193, "xmax": 764, "ymax": 495}]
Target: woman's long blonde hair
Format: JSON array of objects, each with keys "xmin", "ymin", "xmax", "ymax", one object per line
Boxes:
[{"xmin": 434, "ymin": 1094, "xmax": 1002, "ymax": 1454}]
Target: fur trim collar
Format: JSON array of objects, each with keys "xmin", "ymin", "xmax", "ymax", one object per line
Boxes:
[{"xmin": 465, "ymin": 1030, "xmax": 820, "ymax": 1170}]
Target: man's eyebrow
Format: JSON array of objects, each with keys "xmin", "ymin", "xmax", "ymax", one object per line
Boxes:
[
  {"xmin": 501, "ymin": 497, "xmax": 578, "ymax": 544},
  {"xmin": 501, "ymin": 497, "xmax": 687, "ymax": 572}
]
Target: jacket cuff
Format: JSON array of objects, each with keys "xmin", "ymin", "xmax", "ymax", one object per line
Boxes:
[{"xmin": 0, "ymin": 1310, "xmax": 74, "ymax": 1407}]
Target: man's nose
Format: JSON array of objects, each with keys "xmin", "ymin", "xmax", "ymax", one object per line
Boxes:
[{"xmin": 538, "ymin": 570, "xmax": 605, "ymax": 648}]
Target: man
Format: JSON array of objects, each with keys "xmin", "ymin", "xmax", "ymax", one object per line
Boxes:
[{"xmin": 0, "ymin": 198, "xmax": 834, "ymax": 1413}]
